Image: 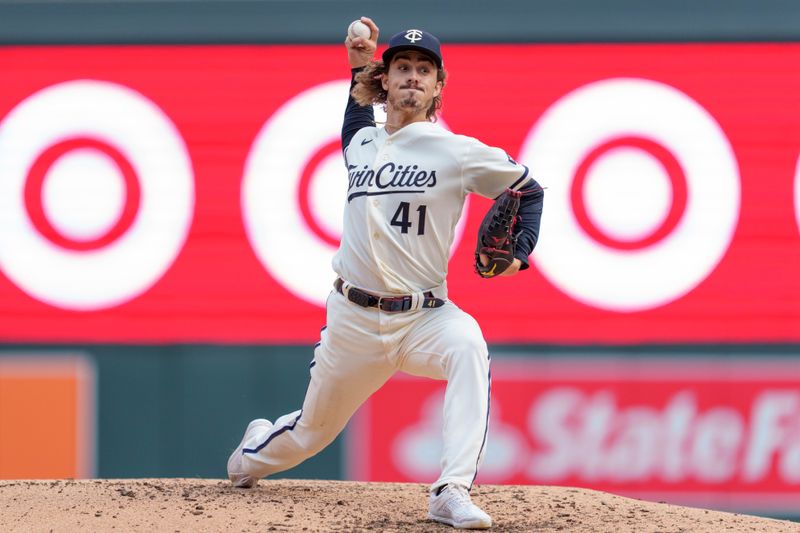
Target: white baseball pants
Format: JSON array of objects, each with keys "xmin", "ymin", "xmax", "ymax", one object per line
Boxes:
[{"xmin": 240, "ymin": 288, "xmax": 491, "ymax": 491}]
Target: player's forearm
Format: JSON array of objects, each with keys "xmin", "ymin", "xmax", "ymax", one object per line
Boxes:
[
  {"xmin": 512, "ymin": 179, "xmax": 545, "ymax": 269},
  {"xmin": 341, "ymin": 67, "xmax": 375, "ymax": 152}
]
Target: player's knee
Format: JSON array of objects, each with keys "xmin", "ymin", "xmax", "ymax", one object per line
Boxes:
[
  {"xmin": 446, "ymin": 334, "xmax": 489, "ymax": 369},
  {"xmin": 454, "ymin": 334, "xmax": 487, "ymax": 356},
  {"xmin": 453, "ymin": 318, "xmax": 488, "ymax": 354}
]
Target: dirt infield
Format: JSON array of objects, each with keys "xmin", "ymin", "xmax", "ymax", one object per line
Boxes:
[{"xmin": 1, "ymin": 479, "xmax": 798, "ymax": 532}]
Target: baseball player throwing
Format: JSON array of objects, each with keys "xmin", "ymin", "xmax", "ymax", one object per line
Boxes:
[{"xmin": 228, "ymin": 17, "xmax": 544, "ymax": 529}]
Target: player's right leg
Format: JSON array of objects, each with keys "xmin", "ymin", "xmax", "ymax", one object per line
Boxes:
[{"xmin": 228, "ymin": 291, "xmax": 393, "ymax": 485}]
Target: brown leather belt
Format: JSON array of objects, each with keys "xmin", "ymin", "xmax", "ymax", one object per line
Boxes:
[{"xmin": 334, "ymin": 278, "xmax": 445, "ymax": 312}]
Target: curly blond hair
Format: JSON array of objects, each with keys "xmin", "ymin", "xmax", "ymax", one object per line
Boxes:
[{"xmin": 351, "ymin": 60, "xmax": 447, "ymax": 121}]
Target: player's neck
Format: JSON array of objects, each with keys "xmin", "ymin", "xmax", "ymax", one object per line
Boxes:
[{"xmin": 384, "ymin": 109, "xmax": 428, "ymax": 135}]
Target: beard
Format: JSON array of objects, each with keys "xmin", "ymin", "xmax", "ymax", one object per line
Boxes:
[{"xmin": 388, "ymin": 89, "xmax": 428, "ymax": 114}]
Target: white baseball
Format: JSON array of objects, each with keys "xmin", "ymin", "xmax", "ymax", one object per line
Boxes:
[{"xmin": 348, "ymin": 20, "xmax": 370, "ymax": 40}]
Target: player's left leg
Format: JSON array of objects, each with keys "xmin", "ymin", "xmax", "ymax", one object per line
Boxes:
[{"xmin": 394, "ymin": 302, "xmax": 492, "ymax": 528}]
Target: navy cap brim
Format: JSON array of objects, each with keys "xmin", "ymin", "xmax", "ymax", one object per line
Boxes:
[{"xmin": 382, "ymin": 45, "xmax": 442, "ymax": 69}]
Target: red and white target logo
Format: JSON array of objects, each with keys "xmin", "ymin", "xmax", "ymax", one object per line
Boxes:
[
  {"xmin": 242, "ymin": 80, "xmax": 464, "ymax": 306},
  {"xmin": 521, "ymin": 78, "xmax": 740, "ymax": 312},
  {"xmin": 0, "ymin": 80, "xmax": 194, "ymax": 311}
]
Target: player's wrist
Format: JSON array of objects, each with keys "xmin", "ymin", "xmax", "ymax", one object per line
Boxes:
[
  {"xmin": 512, "ymin": 253, "xmax": 529, "ymax": 271},
  {"xmin": 499, "ymin": 258, "xmax": 523, "ymax": 277}
]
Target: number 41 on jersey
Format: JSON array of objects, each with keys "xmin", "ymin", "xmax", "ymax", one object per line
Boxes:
[{"xmin": 390, "ymin": 202, "xmax": 427, "ymax": 235}]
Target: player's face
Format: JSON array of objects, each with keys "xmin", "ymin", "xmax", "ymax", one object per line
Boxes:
[{"xmin": 382, "ymin": 51, "xmax": 442, "ymax": 116}]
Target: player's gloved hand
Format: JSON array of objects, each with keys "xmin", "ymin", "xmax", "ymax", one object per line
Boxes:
[
  {"xmin": 474, "ymin": 189, "xmax": 522, "ymax": 278},
  {"xmin": 345, "ymin": 17, "xmax": 380, "ymax": 69},
  {"xmin": 479, "ymin": 254, "xmax": 522, "ymax": 276}
]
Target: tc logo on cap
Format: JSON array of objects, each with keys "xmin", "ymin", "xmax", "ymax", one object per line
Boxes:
[
  {"xmin": 383, "ymin": 28, "xmax": 443, "ymax": 69},
  {"xmin": 404, "ymin": 29, "xmax": 423, "ymax": 43}
]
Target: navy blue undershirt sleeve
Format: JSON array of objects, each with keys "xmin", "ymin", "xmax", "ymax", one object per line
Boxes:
[
  {"xmin": 512, "ymin": 179, "xmax": 545, "ymax": 270},
  {"xmin": 342, "ymin": 67, "xmax": 375, "ymax": 153}
]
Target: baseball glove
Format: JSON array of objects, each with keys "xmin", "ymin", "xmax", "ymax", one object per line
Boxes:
[{"xmin": 474, "ymin": 188, "xmax": 522, "ymax": 278}]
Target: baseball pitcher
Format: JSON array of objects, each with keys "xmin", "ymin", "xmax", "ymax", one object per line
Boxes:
[{"xmin": 228, "ymin": 16, "xmax": 545, "ymax": 530}]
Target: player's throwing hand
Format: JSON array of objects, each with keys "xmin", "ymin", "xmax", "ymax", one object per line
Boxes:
[{"xmin": 345, "ymin": 16, "xmax": 379, "ymax": 69}]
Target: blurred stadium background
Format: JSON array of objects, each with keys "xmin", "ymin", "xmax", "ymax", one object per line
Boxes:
[{"xmin": 1, "ymin": 0, "xmax": 799, "ymax": 523}]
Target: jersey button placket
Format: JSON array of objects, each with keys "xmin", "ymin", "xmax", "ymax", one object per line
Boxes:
[
  {"xmin": 370, "ymin": 142, "xmax": 392, "ymax": 284},
  {"xmin": 365, "ymin": 145, "xmax": 385, "ymax": 284},
  {"xmin": 371, "ymin": 196, "xmax": 381, "ymax": 241}
]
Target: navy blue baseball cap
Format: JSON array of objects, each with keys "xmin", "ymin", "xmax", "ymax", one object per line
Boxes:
[{"xmin": 382, "ymin": 29, "xmax": 443, "ymax": 69}]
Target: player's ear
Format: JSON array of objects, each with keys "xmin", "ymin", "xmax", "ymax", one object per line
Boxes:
[
  {"xmin": 433, "ymin": 80, "xmax": 443, "ymax": 98},
  {"xmin": 380, "ymin": 72, "xmax": 389, "ymax": 91}
]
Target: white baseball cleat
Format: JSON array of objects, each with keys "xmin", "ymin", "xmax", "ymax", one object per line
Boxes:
[
  {"xmin": 428, "ymin": 484, "xmax": 492, "ymax": 529},
  {"xmin": 227, "ymin": 418, "xmax": 272, "ymax": 488}
]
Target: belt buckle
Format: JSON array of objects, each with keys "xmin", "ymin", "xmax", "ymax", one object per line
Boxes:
[
  {"xmin": 377, "ymin": 296, "xmax": 389, "ymax": 312},
  {"xmin": 380, "ymin": 296, "xmax": 412, "ymax": 313}
]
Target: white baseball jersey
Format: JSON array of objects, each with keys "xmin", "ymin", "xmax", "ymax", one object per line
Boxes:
[{"xmin": 334, "ymin": 121, "xmax": 530, "ymax": 294}]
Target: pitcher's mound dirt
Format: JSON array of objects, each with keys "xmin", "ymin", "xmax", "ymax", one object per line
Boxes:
[{"xmin": 1, "ymin": 478, "xmax": 798, "ymax": 532}]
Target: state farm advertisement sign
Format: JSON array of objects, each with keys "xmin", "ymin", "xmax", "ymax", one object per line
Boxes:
[
  {"xmin": 0, "ymin": 44, "xmax": 799, "ymax": 342},
  {"xmin": 349, "ymin": 357, "xmax": 800, "ymax": 511}
]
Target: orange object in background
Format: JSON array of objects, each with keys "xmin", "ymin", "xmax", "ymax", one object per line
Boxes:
[{"xmin": 0, "ymin": 356, "xmax": 95, "ymax": 478}]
